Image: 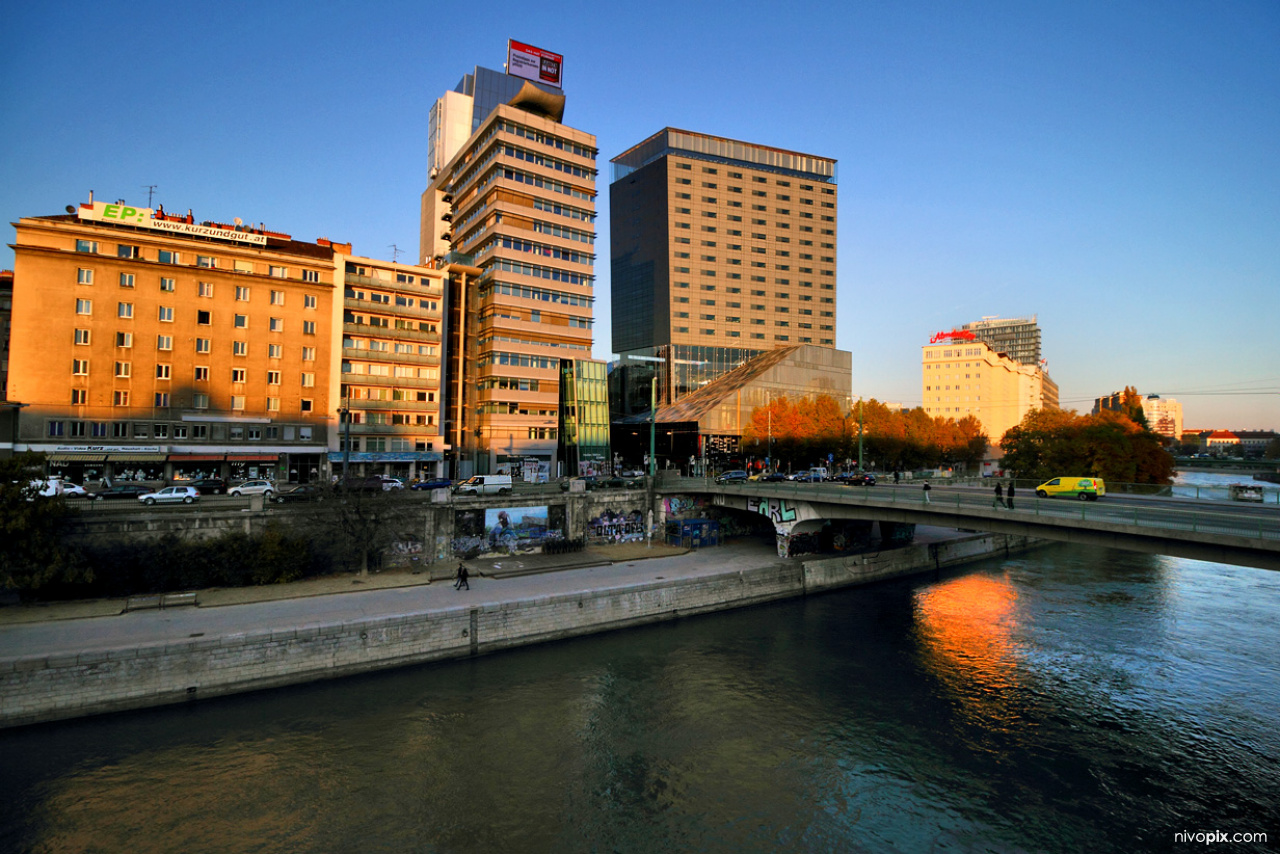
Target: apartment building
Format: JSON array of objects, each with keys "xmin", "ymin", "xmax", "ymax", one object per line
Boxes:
[
  {"xmin": 7, "ymin": 200, "xmax": 338, "ymax": 483},
  {"xmin": 421, "ymin": 62, "xmax": 597, "ymax": 478},
  {"xmin": 330, "ymin": 254, "xmax": 450, "ymax": 480},
  {"xmin": 609, "ymin": 128, "xmax": 837, "ymax": 414},
  {"xmin": 922, "ymin": 334, "xmax": 1058, "ymax": 444}
]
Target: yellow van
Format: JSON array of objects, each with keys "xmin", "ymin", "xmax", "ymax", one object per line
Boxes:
[{"xmin": 1035, "ymin": 477, "xmax": 1106, "ymax": 501}]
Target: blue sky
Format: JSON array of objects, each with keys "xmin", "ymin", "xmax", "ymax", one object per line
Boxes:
[{"xmin": 3, "ymin": 1, "xmax": 1276, "ymax": 429}]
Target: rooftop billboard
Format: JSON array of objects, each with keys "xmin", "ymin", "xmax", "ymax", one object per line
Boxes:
[{"xmin": 507, "ymin": 39, "xmax": 563, "ymax": 89}]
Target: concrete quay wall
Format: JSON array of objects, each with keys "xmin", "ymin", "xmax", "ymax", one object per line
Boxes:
[{"xmin": 0, "ymin": 533, "xmax": 1047, "ymax": 729}]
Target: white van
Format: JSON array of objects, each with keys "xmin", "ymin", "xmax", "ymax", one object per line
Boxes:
[
  {"xmin": 809, "ymin": 467, "xmax": 829, "ymax": 481},
  {"xmin": 452, "ymin": 474, "xmax": 513, "ymax": 496}
]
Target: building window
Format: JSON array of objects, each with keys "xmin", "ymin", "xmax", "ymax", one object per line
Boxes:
[
  {"xmin": 114, "ymin": 361, "xmax": 131, "ymax": 378},
  {"xmin": 266, "ymin": 343, "xmax": 282, "ymax": 358},
  {"xmin": 233, "ymin": 341, "xmax": 248, "ymax": 356},
  {"xmin": 301, "ymin": 372, "xmax": 315, "ymax": 387},
  {"xmin": 271, "ymin": 290, "xmax": 284, "ymax": 306},
  {"xmin": 148, "ymin": 391, "xmax": 169, "ymax": 408},
  {"xmin": 302, "ymin": 270, "xmax": 319, "ymax": 283},
  {"xmin": 191, "ymin": 425, "xmax": 208, "ymax": 439},
  {"xmin": 192, "ymin": 393, "xmax": 209, "ymax": 409},
  {"xmin": 113, "ymin": 390, "xmax": 130, "ymax": 406},
  {"xmin": 266, "ymin": 397, "xmax": 280, "ymax": 412},
  {"xmin": 194, "ymin": 366, "xmax": 209, "ymax": 381},
  {"xmin": 198, "ymin": 282, "xmax": 214, "ymax": 297},
  {"xmin": 197, "ymin": 309, "xmax": 211, "ymax": 325},
  {"xmin": 160, "ymin": 277, "xmax": 175, "ymax": 292},
  {"xmin": 115, "ymin": 331, "xmax": 133, "ymax": 348},
  {"xmin": 48, "ymin": 421, "xmax": 65, "ymax": 437},
  {"xmin": 70, "ymin": 389, "xmax": 87, "ymax": 405},
  {"xmin": 75, "ymin": 239, "xmax": 98, "ymax": 254},
  {"xmin": 158, "ymin": 250, "xmax": 179, "ymax": 264},
  {"xmin": 197, "ymin": 255, "xmax": 217, "ymax": 268},
  {"xmin": 156, "ymin": 364, "xmax": 171, "ymax": 380},
  {"xmin": 74, "ymin": 328, "xmax": 91, "ymax": 345},
  {"xmin": 119, "ymin": 273, "xmax": 135, "ymax": 288},
  {"xmin": 269, "ymin": 265, "xmax": 287, "ymax": 278},
  {"xmin": 195, "ymin": 338, "xmax": 211, "ymax": 353},
  {"xmin": 302, "ymin": 320, "xmax": 316, "ymax": 335},
  {"xmin": 267, "ymin": 370, "xmax": 281, "ymax": 385},
  {"xmin": 77, "ymin": 268, "xmax": 94, "ymax": 285},
  {"xmin": 154, "ymin": 334, "xmax": 172, "ymax": 351},
  {"xmin": 76, "ymin": 298, "xmax": 92, "ymax": 315},
  {"xmin": 231, "ymin": 368, "xmax": 247, "ymax": 383},
  {"xmin": 301, "ymin": 347, "xmax": 315, "ymax": 361},
  {"xmin": 300, "ymin": 399, "xmax": 313, "ymax": 412},
  {"xmin": 118, "ymin": 302, "xmax": 133, "ymax": 319},
  {"xmin": 270, "ymin": 317, "xmax": 283, "ymax": 332},
  {"xmin": 235, "ymin": 285, "xmax": 251, "ymax": 301},
  {"xmin": 231, "ymin": 396, "xmax": 246, "ymax": 411},
  {"xmin": 71, "ymin": 358, "xmax": 89, "ymax": 375},
  {"xmin": 234, "ymin": 314, "xmax": 248, "ymax": 329},
  {"xmin": 304, "ymin": 293, "xmax": 317, "ymax": 308}
]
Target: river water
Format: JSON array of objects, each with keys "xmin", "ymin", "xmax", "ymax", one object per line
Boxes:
[{"xmin": 2, "ymin": 540, "xmax": 1278, "ymax": 853}]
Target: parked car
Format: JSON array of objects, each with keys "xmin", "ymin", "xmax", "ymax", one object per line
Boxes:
[
  {"xmin": 376, "ymin": 475, "xmax": 406, "ymax": 491},
  {"xmin": 602, "ymin": 475, "xmax": 644, "ymax": 489},
  {"xmin": 560, "ymin": 475, "xmax": 599, "ymax": 492},
  {"xmin": 715, "ymin": 470, "xmax": 749, "ymax": 484},
  {"xmin": 189, "ymin": 478, "xmax": 229, "ymax": 495},
  {"xmin": 410, "ymin": 477, "xmax": 454, "ymax": 491},
  {"xmin": 790, "ymin": 471, "xmax": 823, "ymax": 483},
  {"xmin": 844, "ymin": 472, "xmax": 877, "ymax": 486},
  {"xmin": 274, "ymin": 484, "xmax": 326, "ymax": 503},
  {"xmin": 60, "ymin": 481, "xmax": 90, "ymax": 498},
  {"xmin": 228, "ymin": 480, "xmax": 276, "ymax": 498},
  {"xmin": 139, "ymin": 486, "xmax": 199, "ymax": 505},
  {"xmin": 89, "ymin": 484, "xmax": 151, "ymax": 501},
  {"xmin": 1035, "ymin": 477, "xmax": 1106, "ymax": 501}
]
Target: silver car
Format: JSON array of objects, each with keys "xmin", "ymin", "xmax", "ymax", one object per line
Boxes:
[
  {"xmin": 228, "ymin": 479, "xmax": 276, "ymax": 498},
  {"xmin": 139, "ymin": 486, "xmax": 199, "ymax": 505}
]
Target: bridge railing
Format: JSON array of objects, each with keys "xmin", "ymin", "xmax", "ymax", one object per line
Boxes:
[{"xmin": 660, "ymin": 476, "xmax": 1280, "ymax": 544}]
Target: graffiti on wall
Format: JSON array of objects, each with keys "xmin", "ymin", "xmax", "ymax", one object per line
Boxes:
[
  {"xmin": 747, "ymin": 496, "xmax": 797, "ymax": 524},
  {"xmin": 587, "ymin": 508, "xmax": 646, "ymax": 544},
  {"xmin": 663, "ymin": 496, "xmax": 706, "ymax": 516},
  {"xmin": 452, "ymin": 505, "xmax": 567, "ymax": 558}
]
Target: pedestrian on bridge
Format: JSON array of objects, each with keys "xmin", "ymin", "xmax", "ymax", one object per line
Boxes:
[
  {"xmin": 454, "ymin": 562, "xmax": 470, "ymax": 591},
  {"xmin": 993, "ymin": 482, "xmax": 1006, "ymax": 509},
  {"xmin": 1006, "ymin": 482, "xmax": 1016, "ymax": 510},
  {"xmin": 922, "ymin": 480, "xmax": 931, "ymax": 504}
]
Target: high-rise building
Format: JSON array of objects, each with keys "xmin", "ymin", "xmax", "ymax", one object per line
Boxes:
[
  {"xmin": 922, "ymin": 332, "xmax": 1057, "ymax": 444},
  {"xmin": 421, "ymin": 53, "xmax": 597, "ymax": 478},
  {"xmin": 961, "ymin": 316, "xmax": 1042, "ymax": 368},
  {"xmin": 609, "ymin": 128, "xmax": 837, "ymax": 413},
  {"xmin": 1142, "ymin": 394, "xmax": 1183, "ymax": 439}
]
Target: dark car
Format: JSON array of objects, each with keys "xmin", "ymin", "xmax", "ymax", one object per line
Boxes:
[
  {"xmin": 560, "ymin": 475, "xmax": 599, "ymax": 491},
  {"xmin": 844, "ymin": 472, "xmax": 877, "ymax": 486},
  {"xmin": 89, "ymin": 484, "xmax": 151, "ymax": 501},
  {"xmin": 410, "ymin": 477, "xmax": 454, "ymax": 491},
  {"xmin": 602, "ymin": 475, "xmax": 643, "ymax": 489},
  {"xmin": 189, "ymin": 478, "xmax": 229, "ymax": 495},
  {"xmin": 757, "ymin": 473, "xmax": 788, "ymax": 483},
  {"xmin": 274, "ymin": 484, "xmax": 326, "ymax": 503},
  {"xmin": 715, "ymin": 470, "xmax": 749, "ymax": 484}
]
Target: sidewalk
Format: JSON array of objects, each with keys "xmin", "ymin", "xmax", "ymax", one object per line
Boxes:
[{"xmin": 0, "ymin": 542, "xmax": 692, "ymax": 626}]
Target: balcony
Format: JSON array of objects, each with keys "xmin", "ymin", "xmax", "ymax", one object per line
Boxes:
[
  {"xmin": 343, "ymin": 322, "xmax": 440, "ymax": 343},
  {"xmin": 342, "ymin": 347, "xmax": 440, "ymax": 367},
  {"xmin": 342, "ymin": 374, "xmax": 440, "ymax": 390}
]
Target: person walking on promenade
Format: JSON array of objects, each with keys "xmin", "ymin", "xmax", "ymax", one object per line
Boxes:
[
  {"xmin": 894, "ymin": 470, "xmax": 901, "ymax": 485},
  {"xmin": 1006, "ymin": 482, "xmax": 1016, "ymax": 511},
  {"xmin": 923, "ymin": 480, "xmax": 931, "ymax": 504},
  {"xmin": 993, "ymin": 481, "xmax": 1005, "ymax": 509},
  {"xmin": 454, "ymin": 562, "xmax": 470, "ymax": 591}
]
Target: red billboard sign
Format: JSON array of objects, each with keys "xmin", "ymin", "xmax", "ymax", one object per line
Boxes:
[{"xmin": 507, "ymin": 39, "xmax": 563, "ymax": 89}]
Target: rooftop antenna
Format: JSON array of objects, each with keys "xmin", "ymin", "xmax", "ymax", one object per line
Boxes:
[
  {"xmin": 142, "ymin": 184, "xmax": 158, "ymax": 207},
  {"xmin": 389, "ymin": 243, "xmax": 402, "ymax": 263}
]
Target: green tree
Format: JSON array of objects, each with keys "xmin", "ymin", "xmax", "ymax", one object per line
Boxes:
[
  {"xmin": 999, "ymin": 408, "xmax": 1172, "ymax": 485},
  {"xmin": 0, "ymin": 453, "xmax": 88, "ymax": 592}
]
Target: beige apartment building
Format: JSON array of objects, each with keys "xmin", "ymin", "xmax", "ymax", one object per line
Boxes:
[
  {"xmin": 330, "ymin": 253, "xmax": 453, "ymax": 480},
  {"xmin": 7, "ymin": 200, "xmax": 340, "ymax": 483},
  {"xmin": 421, "ymin": 74, "xmax": 597, "ymax": 478},
  {"xmin": 922, "ymin": 337, "xmax": 1058, "ymax": 444},
  {"xmin": 609, "ymin": 128, "xmax": 837, "ymax": 413}
]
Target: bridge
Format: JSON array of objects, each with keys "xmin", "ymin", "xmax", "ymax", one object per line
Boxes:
[{"xmin": 657, "ymin": 477, "xmax": 1280, "ymax": 571}]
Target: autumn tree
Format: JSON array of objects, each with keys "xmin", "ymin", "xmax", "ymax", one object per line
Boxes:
[{"xmin": 999, "ymin": 408, "xmax": 1173, "ymax": 484}]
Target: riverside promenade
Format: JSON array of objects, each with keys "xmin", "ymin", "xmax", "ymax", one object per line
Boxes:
[{"xmin": 0, "ymin": 527, "xmax": 1038, "ymax": 728}]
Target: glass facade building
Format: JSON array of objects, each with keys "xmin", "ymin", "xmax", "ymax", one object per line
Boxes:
[{"xmin": 558, "ymin": 358, "xmax": 610, "ymax": 475}]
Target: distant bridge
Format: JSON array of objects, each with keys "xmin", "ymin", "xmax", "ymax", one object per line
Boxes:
[{"xmin": 658, "ymin": 477, "xmax": 1280, "ymax": 571}]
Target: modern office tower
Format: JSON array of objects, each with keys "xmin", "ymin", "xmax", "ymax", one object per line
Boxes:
[
  {"xmin": 421, "ymin": 56, "xmax": 597, "ymax": 478},
  {"xmin": 557, "ymin": 357, "xmax": 610, "ymax": 477},
  {"xmin": 8, "ymin": 199, "xmax": 339, "ymax": 484},
  {"xmin": 960, "ymin": 316, "xmax": 1042, "ymax": 367},
  {"xmin": 1142, "ymin": 395, "xmax": 1183, "ymax": 438},
  {"xmin": 922, "ymin": 331, "xmax": 1057, "ymax": 444},
  {"xmin": 609, "ymin": 128, "xmax": 838, "ymax": 415},
  {"xmin": 330, "ymin": 254, "xmax": 450, "ymax": 481}
]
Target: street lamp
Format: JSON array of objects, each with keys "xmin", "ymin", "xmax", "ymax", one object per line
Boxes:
[{"xmin": 648, "ymin": 376, "xmax": 657, "ymax": 478}]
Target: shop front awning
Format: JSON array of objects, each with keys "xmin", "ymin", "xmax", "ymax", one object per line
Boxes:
[
  {"xmin": 48, "ymin": 453, "xmax": 107, "ymax": 462},
  {"xmin": 109, "ymin": 453, "xmax": 168, "ymax": 462},
  {"xmin": 226, "ymin": 454, "xmax": 279, "ymax": 462},
  {"xmin": 168, "ymin": 454, "xmax": 225, "ymax": 462}
]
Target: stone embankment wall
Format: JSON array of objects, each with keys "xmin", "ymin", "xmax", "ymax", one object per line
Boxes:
[{"xmin": 0, "ymin": 533, "xmax": 1048, "ymax": 729}]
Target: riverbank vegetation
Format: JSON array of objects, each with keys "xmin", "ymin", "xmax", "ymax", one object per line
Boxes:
[{"xmin": 999, "ymin": 408, "xmax": 1174, "ymax": 484}]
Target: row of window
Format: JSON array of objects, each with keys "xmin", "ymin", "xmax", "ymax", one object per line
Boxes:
[
  {"xmin": 76, "ymin": 270, "xmax": 321, "ymax": 307},
  {"xmin": 75, "ymin": 240, "xmax": 320, "ymax": 281},
  {"xmin": 60, "ymin": 389, "xmax": 316, "ymax": 411},
  {"xmin": 73, "ymin": 299, "xmax": 317, "ymax": 333},
  {"xmin": 676, "ymin": 162, "xmax": 836, "ymax": 193},
  {"xmin": 49, "ymin": 420, "xmax": 312, "ymax": 441},
  {"xmin": 344, "ymin": 287, "xmax": 440, "ymax": 312},
  {"xmin": 670, "ymin": 327, "xmax": 834, "ymax": 344},
  {"xmin": 72, "ymin": 359, "xmax": 315, "ymax": 384}
]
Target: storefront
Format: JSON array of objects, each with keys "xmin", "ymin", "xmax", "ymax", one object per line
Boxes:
[
  {"xmin": 226, "ymin": 454, "xmax": 280, "ymax": 482},
  {"xmin": 47, "ymin": 452, "xmax": 107, "ymax": 487},
  {"xmin": 108, "ymin": 452, "xmax": 167, "ymax": 483},
  {"xmin": 169, "ymin": 454, "xmax": 225, "ymax": 482},
  {"xmin": 325, "ymin": 450, "xmax": 443, "ymax": 482}
]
